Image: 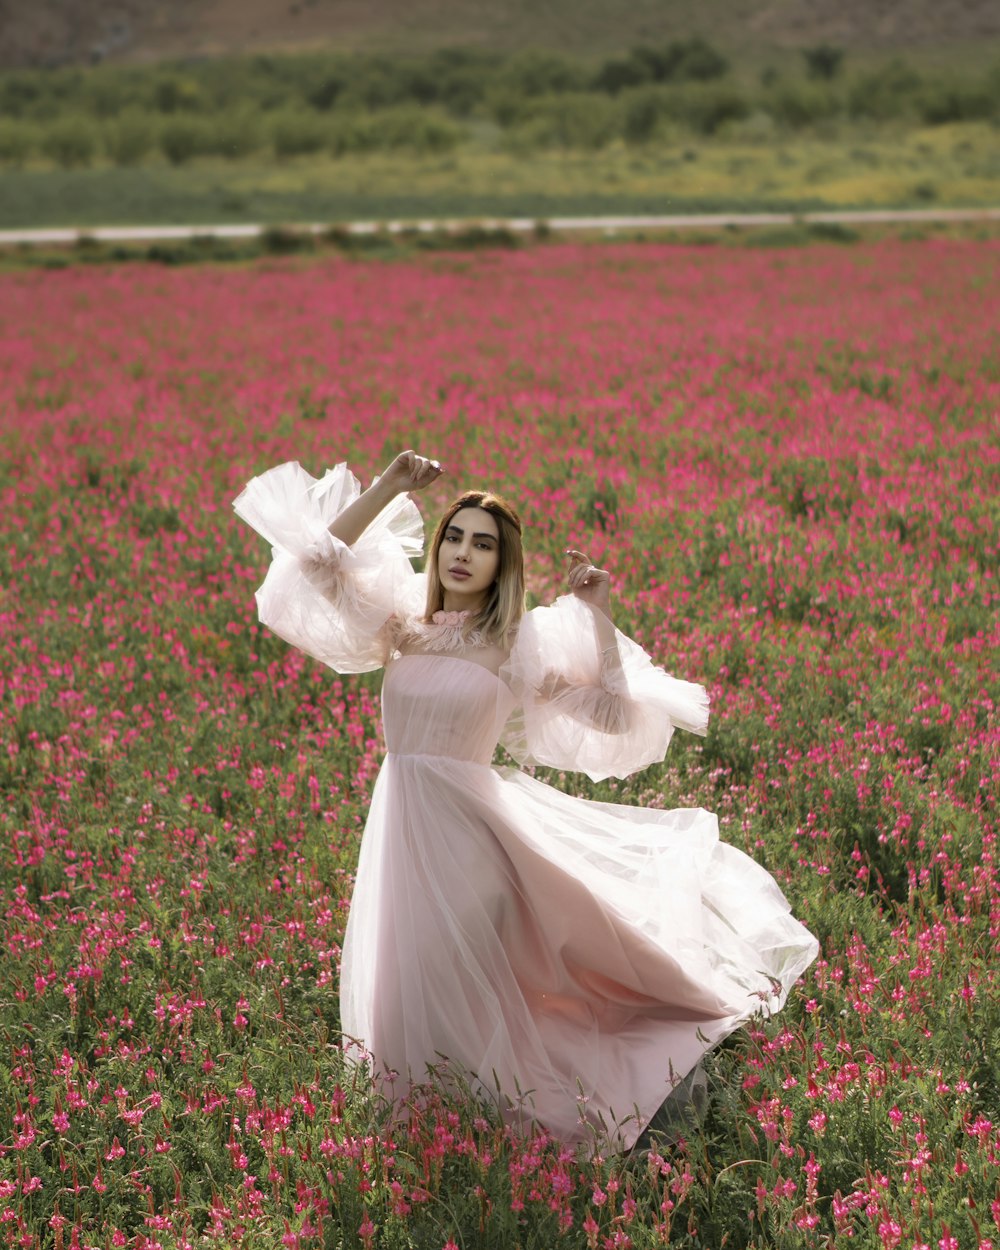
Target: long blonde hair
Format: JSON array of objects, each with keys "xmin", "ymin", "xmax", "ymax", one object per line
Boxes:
[{"xmin": 425, "ymin": 491, "xmax": 525, "ymax": 649}]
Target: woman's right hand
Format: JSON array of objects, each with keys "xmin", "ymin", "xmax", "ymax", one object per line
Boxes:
[{"xmin": 383, "ymin": 450, "xmax": 444, "ymax": 494}]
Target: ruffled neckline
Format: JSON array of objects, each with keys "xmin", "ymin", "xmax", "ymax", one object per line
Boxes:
[
  {"xmin": 400, "ymin": 610, "xmax": 488, "ymax": 654},
  {"xmin": 431, "ymin": 610, "xmax": 471, "ymax": 627}
]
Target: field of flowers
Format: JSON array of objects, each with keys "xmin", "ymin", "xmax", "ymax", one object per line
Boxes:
[{"xmin": 1, "ymin": 238, "xmax": 998, "ymax": 1249}]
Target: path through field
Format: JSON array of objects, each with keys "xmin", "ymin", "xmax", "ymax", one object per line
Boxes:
[{"xmin": 2, "ymin": 205, "xmax": 999, "ymax": 245}]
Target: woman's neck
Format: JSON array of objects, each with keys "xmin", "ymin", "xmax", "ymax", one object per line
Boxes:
[{"xmin": 442, "ymin": 590, "xmax": 487, "ymax": 614}]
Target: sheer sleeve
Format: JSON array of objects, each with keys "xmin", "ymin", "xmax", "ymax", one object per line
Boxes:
[
  {"xmin": 232, "ymin": 461, "xmax": 426, "ymax": 673},
  {"xmin": 499, "ymin": 595, "xmax": 709, "ymax": 783}
]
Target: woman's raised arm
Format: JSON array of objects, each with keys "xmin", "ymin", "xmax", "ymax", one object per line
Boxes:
[
  {"xmin": 565, "ymin": 549, "xmax": 624, "ymax": 682},
  {"xmin": 327, "ymin": 451, "xmax": 442, "ymax": 548}
]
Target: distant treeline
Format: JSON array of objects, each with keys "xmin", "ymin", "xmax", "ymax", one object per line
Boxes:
[{"xmin": 1, "ymin": 41, "xmax": 998, "ymax": 166}]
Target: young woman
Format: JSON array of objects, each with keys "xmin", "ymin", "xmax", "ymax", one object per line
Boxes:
[{"xmin": 234, "ymin": 450, "xmax": 818, "ymax": 1150}]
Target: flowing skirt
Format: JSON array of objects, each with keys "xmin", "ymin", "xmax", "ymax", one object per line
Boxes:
[{"xmin": 340, "ymin": 755, "xmax": 818, "ymax": 1149}]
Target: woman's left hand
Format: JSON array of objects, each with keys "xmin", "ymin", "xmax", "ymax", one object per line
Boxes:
[{"xmin": 566, "ymin": 550, "xmax": 612, "ymax": 616}]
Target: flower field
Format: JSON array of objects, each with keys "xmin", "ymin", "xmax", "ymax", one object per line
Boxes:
[{"xmin": 1, "ymin": 238, "xmax": 998, "ymax": 1249}]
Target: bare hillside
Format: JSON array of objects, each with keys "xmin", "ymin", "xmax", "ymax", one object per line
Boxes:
[{"xmin": 3, "ymin": 0, "xmax": 999, "ymax": 69}]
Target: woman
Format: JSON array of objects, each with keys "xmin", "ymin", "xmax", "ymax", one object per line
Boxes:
[{"xmin": 234, "ymin": 450, "xmax": 818, "ymax": 1150}]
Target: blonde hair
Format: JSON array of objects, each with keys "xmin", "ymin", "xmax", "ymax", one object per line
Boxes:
[{"xmin": 425, "ymin": 490, "xmax": 525, "ymax": 649}]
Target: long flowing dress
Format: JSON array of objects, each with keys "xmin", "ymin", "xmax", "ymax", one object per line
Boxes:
[{"xmin": 233, "ymin": 462, "xmax": 819, "ymax": 1149}]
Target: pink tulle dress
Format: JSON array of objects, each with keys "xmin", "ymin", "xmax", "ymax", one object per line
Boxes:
[{"xmin": 233, "ymin": 462, "xmax": 819, "ymax": 1149}]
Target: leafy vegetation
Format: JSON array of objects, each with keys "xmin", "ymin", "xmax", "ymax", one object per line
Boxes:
[
  {"xmin": 1, "ymin": 238, "xmax": 998, "ymax": 1247},
  {"xmin": 0, "ymin": 43, "xmax": 997, "ymax": 171}
]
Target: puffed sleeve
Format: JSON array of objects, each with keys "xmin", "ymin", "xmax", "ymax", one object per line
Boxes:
[
  {"xmin": 499, "ymin": 595, "xmax": 709, "ymax": 782},
  {"xmin": 232, "ymin": 461, "xmax": 426, "ymax": 673}
]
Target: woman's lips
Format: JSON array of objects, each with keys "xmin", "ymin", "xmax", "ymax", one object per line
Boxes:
[{"xmin": 448, "ymin": 567, "xmax": 471, "ymax": 579}]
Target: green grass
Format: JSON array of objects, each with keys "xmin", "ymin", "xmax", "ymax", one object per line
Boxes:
[{"xmin": 2, "ymin": 122, "xmax": 998, "ymax": 230}]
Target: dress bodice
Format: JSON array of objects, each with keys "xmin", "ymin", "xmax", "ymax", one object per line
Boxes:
[
  {"xmin": 382, "ymin": 654, "xmax": 517, "ymax": 765},
  {"xmin": 236, "ymin": 461, "xmax": 711, "ymax": 781}
]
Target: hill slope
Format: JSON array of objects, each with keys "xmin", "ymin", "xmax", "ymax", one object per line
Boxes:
[{"xmin": 4, "ymin": 0, "xmax": 1000, "ymax": 70}]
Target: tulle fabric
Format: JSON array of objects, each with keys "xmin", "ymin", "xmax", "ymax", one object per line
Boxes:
[
  {"xmin": 233, "ymin": 461, "xmax": 425, "ymax": 673},
  {"xmin": 501, "ymin": 594, "xmax": 710, "ymax": 783},
  {"xmin": 234, "ymin": 462, "xmax": 820, "ymax": 1149},
  {"xmin": 342, "ymin": 655, "xmax": 818, "ymax": 1146}
]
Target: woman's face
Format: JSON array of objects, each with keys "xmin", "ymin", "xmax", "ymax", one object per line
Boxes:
[{"xmin": 437, "ymin": 506, "xmax": 500, "ymax": 609}]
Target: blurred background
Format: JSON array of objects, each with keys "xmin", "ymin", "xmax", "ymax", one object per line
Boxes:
[{"xmin": 1, "ymin": 0, "xmax": 998, "ymax": 228}]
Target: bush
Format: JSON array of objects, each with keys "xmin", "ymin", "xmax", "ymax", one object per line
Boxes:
[
  {"xmin": 594, "ymin": 53, "xmax": 655, "ymax": 95},
  {"xmin": 326, "ymin": 107, "xmax": 463, "ymax": 156},
  {"xmin": 336, "ymin": 55, "xmax": 424, "ymax": 111},
  {"xmin": 0, "ymin": 71, "xmax": 44, "ymax": 120},
  {"xmin": 918, "ymin": 79, "xmax": 996, "ymax": 124},
  {"xmin": 0, "ymin": 119, "xmax": 34, "ymax": 165},
  {"xmin": 848, "ymin": 60, "xmax": 922, "ymax": 121},
  {"xmin": 41, "ymin": 116, "xmax": 97, "ymax": 167},
  {"xmin": 82, "ymin": 74, "xmax": 132, "ymax": 119},
  {"xmin": 766, "ymin": 82, "xmax": 841, "ymax": 128},
  {"xmin": 496, "ymin": 49, "xmax": 589, "ymax": 99},
  {"xmin": 260, "ymin": 225, "xmax": 315, "ymax": 254},
  {"xmin": 270, "ymin": 109, "xmax": 327, "ymax": 157},
  {"xmin": 203, "ymin": 109, "xmax": 264, "ymax": 158},
  {"xmin": 158, "ymin": 116, "xmax": 209, "ymax": 164},
  {"xmin": 622, "ymin": 86, "xmax": 669, "ymax": 145},
  {"xmin": 803, "ymin": 44, "xmax": 845, "ymax": 81},
  {"xmin": 669, "ymin": 37, "xmax": 730, "ymax": 82},
  {"xmin": 153, "ymin": 75, "xmax": 205, "ymax": 114},
  {"xmin": 504, "ymin": 93, "xmax": 621, "ymax": 151},
  {"xmin": 364, "ymin": 106, "xmax": 463, "ymax": 154},
  {"xmin": 594, "ymin": 39, "xmax": 729, "ymax": 94},
  {"xmin": 325, "ymin": 112, "xmax": 369, "ymax": 156},
  {"xmin": 304, "ymin": 66, "xmax": 349, "ymax": 111},
  {"xmin": 425, "ymin": 47, "xmax": 500, "ymax": 116},
  {"xmin": 669, "ymin": 82, "xmax": 750, "ymax": 134},
  {"xmin": 103, "ymin": 109, "xmax": 154, "ymax": 165}
]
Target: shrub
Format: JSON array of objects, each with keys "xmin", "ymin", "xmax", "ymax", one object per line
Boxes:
[
  {"xmin": 622, "ymin": 86, "xmax": 669, "ymax": 145},
  {"xmin": 504, "ymin": 93, "xmax": 621, "ymax": 151},
  {"xmin": 336, "ymin": 55, "xmax": 422, "ymax": 111},
  {"xmin": 270, "ymin": 108, "xmax": 327, "ymax": 157},
  {"xmin": 41, "ymin": 116, "xmax": 97, "ymax": 167},
  {"xmin": 304, "ymin": 67, "xmax": 349, "ymax": 111},
  {"xmin": 341, "ymin": 106, "xmax": 463, "ymax": 155},
  {"xmin": 82, "ymin": 74, "xmax": 132, "ymax": 119},
  {"xmin": 918, "ymin": 79, "xmax": 996, "ymax": 124},
  {"xmin": 421, "ymin": 48, "xmax": 500, "ymax": 116},
  {"xmin": 594, "ymin": 53, "xmax": 655, "ymax": 95},
  {"xmin": 158, "ymin": 116, "xmax": 209, "ymax": 164},
  {"xmin": 0, "ymin": 118, "xmax": 34, "ymax": 165},
  {"xmin": 203, "ymin": 108, "xmax": 264, "ymax": 158},
  {"xmin": 766, "ymin": 82, "xmax": 841, "ymax": 128},
  {"xmin": 153, "ymin": 75, "xmax": 205, "ymax": 114},
  {"xmin": 848, "ymin": 60, "xmax": 922, "ymax": 121},
  {"xmin": 803, "ymin": 44, "xmax": 845, "ymax": 81},
  {"xmin": 390, "ymin": 108, "xmax": 462, "ymax": 153},
  {"xmin": 103, "ymin": 109, "xmax": 154, "ymax": 165},
  {"xmin": 487, "ymin": 88, "xmax": 527, "ymax": 129},
  {"xmin": 669, "ymin": 37, "xmax": 730, "ymax": 82},
  {"xmin": 595, "ymin": 39, "xmax": 729, "ymax": 94},
  {"xmin": 0, "ymin": 70, "xmax": 44, "ymax": 119},
  {"xmin": 669, "ymin": 82, "xmax": 750, "ymax": 134},
  {"xmin": 495, "ymin": 49, "xmax": 589, "ymax": 99},
  {"xmin": 260, "ymin": 225, "xmax": 315, "ymax": 254},
  {"xmin": 326, "ymin": 112, "xmax": 368, "ymax": 156}
]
